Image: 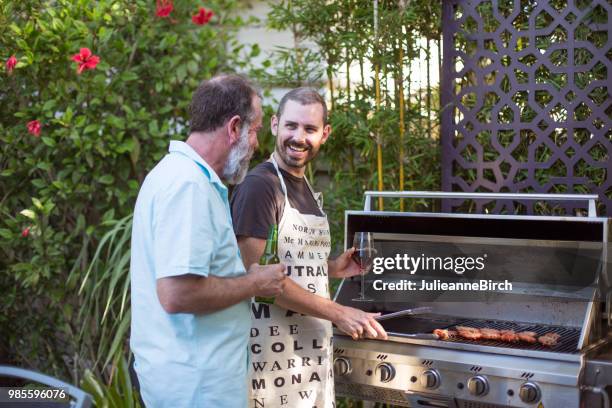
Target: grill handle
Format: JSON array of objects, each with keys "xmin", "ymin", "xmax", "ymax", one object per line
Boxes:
[
  {"xmin": 404, "ymin": 391, "xmax": 453, "ymax": 407},
  {"xmin": 607, "ymin": 288, "xmax": 612, "ymax": 328},
  {"xmin": 363, "ymin": 191, "xmax": 598, "ymax": 217},
  {"xmin": 581, "ymin": 385, "xmax": 610, "ymax": 408}
]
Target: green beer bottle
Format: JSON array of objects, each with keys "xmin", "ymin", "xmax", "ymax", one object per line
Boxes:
[{"xmin": 255, "ymin": 224, "xmax": 280, "ymax": 304}]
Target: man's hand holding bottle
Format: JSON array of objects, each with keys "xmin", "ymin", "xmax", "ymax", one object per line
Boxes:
[{"xmin": 247, "ymin": 263, "xmax": 286, "ymax": 298}]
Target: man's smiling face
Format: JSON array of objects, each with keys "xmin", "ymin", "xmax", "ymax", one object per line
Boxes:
[{"xmin": 272, "ymin": 99, "xmax": 330, "ymax": 170}]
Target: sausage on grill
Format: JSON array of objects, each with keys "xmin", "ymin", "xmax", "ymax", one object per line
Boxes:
[
  {"xmin": 434, "ymin": 327, "xmax": 562, "ymax": 347},
  {"xmin": 456, "ymin": 326, "xmax": 482, "ymax": 340},
  {"xmin": 433, "ymin": 329, "xmax": 457, "ymax": 340},
  {"xmin": 500, "ymin": 330, "xmax": 519, "ymax": 343},
  {"xmin": 538, "ymin": 332, "xmax": 560, "ymax": 347},
  {"xmin": 517, "ymin": 331, "xmax": 537, "ymax": 344},
  {"xmin": 479, "ymin": 328, "xmax": 501, "ymax": 341}
]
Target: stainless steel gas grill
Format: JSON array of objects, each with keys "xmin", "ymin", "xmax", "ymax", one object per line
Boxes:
[{"xmin": 333, "ymin": 192, "xmax": 612, "ymax": 408}]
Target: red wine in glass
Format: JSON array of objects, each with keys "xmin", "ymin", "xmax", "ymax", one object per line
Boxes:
[
  {"xmin": 352, "ymin": 232, "xmax": 375, "ymax": 301},
  {"xmin": 352, "ymin": 248, "xmax": 374, "ymax": 270}
]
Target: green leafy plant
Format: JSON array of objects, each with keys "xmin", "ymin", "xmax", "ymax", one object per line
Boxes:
[
  {"xmin": 70, "ymin": 214, "xmax": 133, "ymax": 380},
  {"xmin": 81, "ymin": 353, "xmax": 141, "ymax": 408},
  {"xmin": 0, "ymin": 0, "xmax": 259, "ymax": 387}
]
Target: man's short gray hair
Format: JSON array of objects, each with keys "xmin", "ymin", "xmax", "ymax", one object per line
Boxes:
[{"xmin": 190, "ymin": 74, "xmax": 261, "ymax": 133}]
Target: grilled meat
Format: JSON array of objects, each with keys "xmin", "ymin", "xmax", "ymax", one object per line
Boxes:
[
  {"xmin": 456, "ymin": 326, "xmax": 482, "ymax": 340},
  {"xmin": 434, "ymin": 326, "xmax": 563, "ymax": 348},
  {"xmin": 538, "ymin": 332, "xmax": 560, "ymax": 347},
  {"xmin": 500, "ymin": 330, "xmax": 519, "ymax": 343},
  {"xmin": 479, "ymin": 328, "xmax": 501, "ymax": 340},
  {"xmin": 517, "ymin": 331, "xmax": 537, "ymax": 344},
  {"xmin": 433, "ymin": 329, "xmax": 457, "ymax": 340}
]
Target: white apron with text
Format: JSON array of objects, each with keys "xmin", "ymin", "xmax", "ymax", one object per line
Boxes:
[{"xmin": 248, "ymin": 157, "xmax": 334, "ymax": 408}]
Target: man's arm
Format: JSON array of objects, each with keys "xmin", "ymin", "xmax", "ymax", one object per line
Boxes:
[
  {"xmin": 156, "ymin": 263, "xmax": 285, "ymax": 314},
  {"xmin": 151, "ymin": 180, "xmax": 286, "ymax": 315},
  {"xmin": 237, "ymin": 237, "xmax": 387, "ymax": 340}
]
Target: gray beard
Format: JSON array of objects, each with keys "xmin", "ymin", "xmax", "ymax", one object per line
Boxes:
[{"xmin": 223, "ymin": 125, "xmax": 252, "ymax": 185}]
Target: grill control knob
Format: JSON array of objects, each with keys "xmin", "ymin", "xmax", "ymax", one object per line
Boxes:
[
  {"xmin": 333, "ymin": 357, "xmax": 352, "ymax": 377},
  {"xmin": 467, "ymin": 375, "xmax": 489, "ymax": 397},
  {"xmin": 375, "ymin": 363, "xmax": 396, "ymax": 383},
  {"xmin": 519, "ymin": 382, "xmax": 541, "ymax": 403},
  {"xmin": 420, "ymin": 369, "xmax": 441, "ymax": 389}
]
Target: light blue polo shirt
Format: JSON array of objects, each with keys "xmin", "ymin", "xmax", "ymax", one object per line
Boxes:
[{"xmin": 130, "ymin": 140, "xmax": 250, "ymax": 407}]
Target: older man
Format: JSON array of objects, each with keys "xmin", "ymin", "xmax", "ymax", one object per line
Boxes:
[{"xmin": 130, "ymin": 75, "xmax": 286, "ymax": 407}]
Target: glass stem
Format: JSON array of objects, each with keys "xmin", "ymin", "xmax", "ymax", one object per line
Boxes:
[{"xmin": 361, "ymin": 269, "xmax": 365, "ymax": 299}]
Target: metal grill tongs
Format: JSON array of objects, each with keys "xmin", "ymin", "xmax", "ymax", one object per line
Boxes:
[
  {"xmin": 375, "ymin": 307, "xmax": 439, "ymax": 340},
  {"xmin": 374, "ymin": 306, "xmax": 433, "ymax": 321}
]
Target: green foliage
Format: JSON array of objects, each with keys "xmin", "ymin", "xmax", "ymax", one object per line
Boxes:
[
  {"xmin": 72, "ymin": 214, "xmax": 132, "ymax": 379},
  {"xmin": 267, "ymin": 0, "xmax": 442, "ymax": 252},
  {"xmin": 0, "ymin": 0, "xmax": 254, "ymax": 385},
  {"xmin": 81, "ymin": 353, "xmax": 141, "ymax": 408}
]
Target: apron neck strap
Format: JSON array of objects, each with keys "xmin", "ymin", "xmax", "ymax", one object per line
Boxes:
[
  {"xmin": 270, "ymin": 153, "xmax": 323, "ymax": 210},
  {"xmin": 270, "ymin": 154, "xmax": 289, "ymax": 200}
]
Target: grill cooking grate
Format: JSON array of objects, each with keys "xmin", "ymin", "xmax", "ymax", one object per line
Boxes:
[{"xmin": 443, "ymin": 319, "xmax": 581, "ymax": 354}]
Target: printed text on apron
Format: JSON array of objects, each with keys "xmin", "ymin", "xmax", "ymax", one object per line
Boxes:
[{"xmin": 248, "ymin": 156, "xmax": 335, "ymax": 408}]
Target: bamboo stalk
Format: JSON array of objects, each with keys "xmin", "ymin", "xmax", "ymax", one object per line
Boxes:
[
  {"xmin": 375, "ymin": 63, "xmax": 384, "ymax": 210},
  {"xmin": 327, "ymin": 65, "xmax": 335, "ymax": 111},
  {"xmin": 346, "ymin": 48, "xmax": 351, "ymax": 105},
  {"xmin": 359, "ymin": 55, "xmax": 365, "ymax": 89},
  {"xmin": 398, "ymin": 37, "xmax": 406, "ymax": 211},
  {"xmin": 346, "ymin": 43, "xmax": 355, "ymax": 174},
  {"xmin": 417, "ymin": 43, "xmax": 423, "ymax": 131},
  {"xmin": 384, "ymin": 63, "xmax": 389, "ymax": 109},
  {"xmin": 426, "ymin": 37, "xmax": 432, "ymax": 138},
  {"xmin": 438, "ymin": 34, "xmax": 442, "ymax": 99},
  {"xmin": 407, "ymin": 36, "xmax": 411, "ymax": 116},
  {"xmin": 437, "ymin": 33, "xmax": 443, "ymax": 148},
  {"xmin": 406, "ymin": 38, "xmax": 412, "ymax": 197},
  {"xmin": 374, "ymin": 0, "xmax": 384, "ymax": 210}
]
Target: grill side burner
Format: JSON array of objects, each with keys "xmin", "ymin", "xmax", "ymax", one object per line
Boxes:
[{"xmin": 333, "ymin": 191, "xmax": 610, "ymax": 407}]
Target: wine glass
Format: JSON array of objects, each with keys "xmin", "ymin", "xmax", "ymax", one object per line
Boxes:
[{"xmin": 352, "ymin": 232, "xmax": 376, "ymax": 301}]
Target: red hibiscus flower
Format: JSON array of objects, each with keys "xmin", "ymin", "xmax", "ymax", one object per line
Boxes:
[
  {"xmin": 156, "ymin": 0, "xmax": 173, "ymax": 18},
  {"xmin": 27, "ymin": 120, "xmax": 41, "ymax": 137},
  {"xmin": 192, "ymin": 7, "xmax": 213, "ymax": 25},
  {"xmin": 6, "ymin": 55, "xmax": 17, "ymax": 73},
  {"xmin": 71, "ymin": 48, "xmax": 100, "ymax": 74},
  {"xmin": 22, "ymin": 226, "xmax": 31, "ymax": 238}
]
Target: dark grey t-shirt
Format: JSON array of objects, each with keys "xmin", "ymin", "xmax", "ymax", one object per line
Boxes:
[{"xmin": 230, "ymin": 161, "xmax": 323, "ymax": 239}]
